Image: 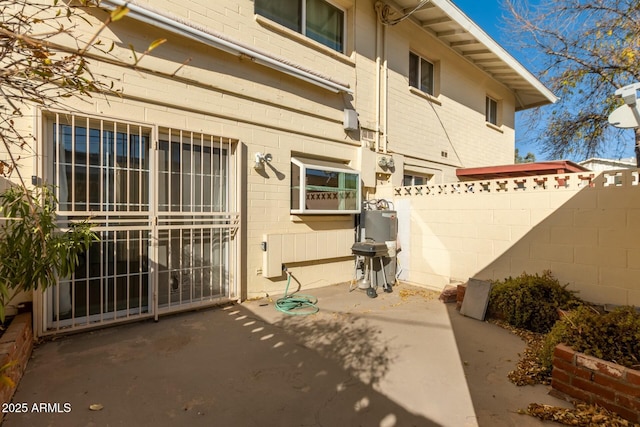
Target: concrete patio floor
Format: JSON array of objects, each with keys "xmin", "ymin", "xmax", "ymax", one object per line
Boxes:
[{"xmin": 4, "ymin": 282, "xmax": 568, "ymax": 426}]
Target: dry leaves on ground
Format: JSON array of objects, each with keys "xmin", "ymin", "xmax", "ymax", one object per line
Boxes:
[
  {"xmin": 398, "ymin": 288, "xmax": 438, "ymax": 302},
  {"xmin": 527, "ymin": 402, "xmax": 640, "ymax": 427},
  {"xmin": 489, "ymin": 319, "xmax": 550, "ymax": 385}
]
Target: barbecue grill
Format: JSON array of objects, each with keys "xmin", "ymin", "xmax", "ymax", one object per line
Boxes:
[
  {"xmin": 350, "ymin": 241, "xmax": 390, "ymax": 297},
  {"xmin": 351, "ymin": 241, "xmax": 388, "ymax": 258}
]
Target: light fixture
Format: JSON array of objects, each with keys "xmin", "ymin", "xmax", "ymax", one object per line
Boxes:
[{"xmin": 254, "ymin": 152, "xmax": 272, "ymax": 170}]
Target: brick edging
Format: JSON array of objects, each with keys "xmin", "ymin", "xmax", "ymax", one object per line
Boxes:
[
  {"xmin": 552, "ymin": 343, "xmax": 640, "ymax": 423},
  {"xmin": 0, "ymin": 313, "xmax": 34, "ymax": 421}
]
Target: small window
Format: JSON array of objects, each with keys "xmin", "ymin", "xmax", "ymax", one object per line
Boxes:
[
  {"xmin": 256, "ymin": 0, "xmax": 345, "ymax": 53},
  {"xmin": 403, "ymin": 174, "xmax": 431, "ymax": 187},
  {"xmin": 409, "ymin": 52, "xmax": 434, "ymax": 95},
  {"xmin": 486, "ymin": 96, "xmax": 498, "ymax": 125},
  {"xmin": 291, "ymin": 157, "xmax": 360, "ymax": 214}
]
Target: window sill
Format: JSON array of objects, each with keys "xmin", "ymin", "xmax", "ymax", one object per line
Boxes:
[
  {"xmin": 485, "ymin": 122, "xmax": 504, "ymax": 133},
  {"xmin": 255, "ymin": 15, "xmax": 355, "ymax": 66},
  {"xmin": 290, "ymin": 214, "xmax": 355, "ymax": 222},
  {"xmin": 409, "ymin": 87, "xmax": 441, "ymax": 105}
]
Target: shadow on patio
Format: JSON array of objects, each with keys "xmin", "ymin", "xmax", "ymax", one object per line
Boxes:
[
  {"xmin": 5, "ymin": 293, "xmax": 442, "ymax": 427},
  {"xmin": 445, "ymin": 302, "xmax": 573, "ymax": 427}
]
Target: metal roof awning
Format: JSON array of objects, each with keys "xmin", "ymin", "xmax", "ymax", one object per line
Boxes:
[
  {"xmin": 383, "ymin": 0, "xmax": 557, "ymax": 110},
  {"xmin": 456, "ymin": 161, "xmax": 590, "ymax": 180}
]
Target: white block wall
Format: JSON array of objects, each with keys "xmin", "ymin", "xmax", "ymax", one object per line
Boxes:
[{"xmin": 388, "ymin": 170, "xmax": 640, "ymax": 306}]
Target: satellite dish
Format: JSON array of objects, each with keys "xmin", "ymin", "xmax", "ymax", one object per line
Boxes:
[
  {"xmin": 610, "ymin": 83, "xmax": 640, "ymax": 129},
  {"xmin": 608, "ymin": 104, "xmax": 640, "ymax": 129}
]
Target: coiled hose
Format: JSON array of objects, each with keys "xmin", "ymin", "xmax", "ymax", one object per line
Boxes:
[{"xmin": 275, "ymin": 271, "xmax": 319, "ymax": 316}]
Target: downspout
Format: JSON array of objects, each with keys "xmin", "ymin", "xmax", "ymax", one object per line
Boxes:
[
  {"xmin": 382, "ymin": 24, "xmax": 389, "ymax": 154},
  {"xmin": 375, "ymin": 17, "xmax": 382, "ymax": 153}
]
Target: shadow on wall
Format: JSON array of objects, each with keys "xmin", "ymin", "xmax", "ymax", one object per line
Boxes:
[
  {"xmin": 474, "ymin": 172, "xmax": 640, "ymax": 306},
  {"xmin": 91, "ymin": 7, "xmax": 350, "ymax": 113}
]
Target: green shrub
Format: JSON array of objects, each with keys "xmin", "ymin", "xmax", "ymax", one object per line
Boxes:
[
  {"xmin": 538, "ymin": 310, "xmax": 574, "ymax": 372},
  {"xmin": 542, "ymin": 305, "xmax": 640, "ymax": 370},
  {"xmin": 487, "ymin": 271, "xmax": 581, "ymax": 333},
  {"xmin": 0, "ymin": 185, "xmax": 97, "ymax": 321}
]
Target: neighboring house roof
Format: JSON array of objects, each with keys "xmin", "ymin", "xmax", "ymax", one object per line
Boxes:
[
  {"xmin": 389, "ymin": 0, "xmax": 557, "ymax": 110},
  {"xmin": 579, "ymin": 157, "xmax": 637, "ymax": 171},
  {"xmin": 456, "ymin": 161, "xmax": 589, "ymax": 180}
]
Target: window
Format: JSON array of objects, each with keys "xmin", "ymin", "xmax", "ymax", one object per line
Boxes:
[
  {"xmin": 409, "ymin": 52, "xmax": 434, "ymax": 95},
  {"xmin": 255, "ymin": 0, "xmax": 345, "ymax": 53},
  {"xmin": 403, "ymin": 174, "xmax": 431, "ymax": 187},
  {"xmin": 486, "ymin": 96, "xmax": 498, "ymax": 125},
  {"xmin": 291, "ymin": 157, "xmax": 360, "ymax": 214}
]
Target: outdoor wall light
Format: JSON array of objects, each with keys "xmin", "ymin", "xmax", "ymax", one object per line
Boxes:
[{"xmin": 254, "ymin": 152, "xmax": 272, "ymax": 170}]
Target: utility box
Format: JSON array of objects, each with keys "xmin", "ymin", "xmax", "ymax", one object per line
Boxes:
[
  {"xmin": 360, "ymin": 210, "xmax": 397, "ymax": 286},
  {"xmin": 361, "ymin": 210, "xmax": 397, "ymax": 242}
]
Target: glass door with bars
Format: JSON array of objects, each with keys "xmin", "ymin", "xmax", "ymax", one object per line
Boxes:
[{"xmin": 45, "ymin": 113, "xmax": 236, "ymax": 333}]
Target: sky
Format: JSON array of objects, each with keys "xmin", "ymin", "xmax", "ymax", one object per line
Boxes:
[{"xmin": 452, "ymin": 0, "xmax": 637, "ymax": 162}]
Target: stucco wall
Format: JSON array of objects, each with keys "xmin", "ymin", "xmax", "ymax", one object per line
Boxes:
[{"xmin": 388, "ymin": 170, "xmax": 640, "ymax": 306}]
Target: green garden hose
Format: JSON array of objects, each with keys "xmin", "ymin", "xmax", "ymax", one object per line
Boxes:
[{"xmin": 275, "ymin": 271, "xmax": 319, "ymax": 316}]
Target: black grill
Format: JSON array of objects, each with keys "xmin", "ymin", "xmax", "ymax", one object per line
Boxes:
[{"xmin": 351, "ymin": 241, "xmax": 388, "ymax": 257}]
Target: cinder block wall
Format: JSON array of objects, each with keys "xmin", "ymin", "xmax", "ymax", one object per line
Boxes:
[{"xmin": 388, "ymin": 170, "xmax": 640, "ymax": 306}]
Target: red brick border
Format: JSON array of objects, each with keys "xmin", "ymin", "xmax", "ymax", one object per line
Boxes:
[
  {"xmin": 0, "ymin": 313, "xmax": 34, "ymax": 423},
  {"xmin": 552, "ymin": 343, "xmax": 640, "ymax": 423}
]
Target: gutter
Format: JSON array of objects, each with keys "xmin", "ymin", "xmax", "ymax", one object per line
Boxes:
[{"xmin": 100, "ymin": 0, "xmax": 353, "ymax": 94}]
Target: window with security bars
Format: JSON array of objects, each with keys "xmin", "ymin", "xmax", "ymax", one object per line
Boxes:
[
  {"xmin": 291, "ymin": 157, "xmax": 360, "ymax": 214},
  {"xmin": 53, "ymin": 118, "xmax": 150, "ymax": 212},
  {"xmin": 255, "ymin": 0, "xmax": 345, "ymax": 53}
]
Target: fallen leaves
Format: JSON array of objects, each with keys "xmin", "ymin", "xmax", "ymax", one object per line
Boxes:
[
  {"xmin": 527, "ymin": 402, "xmax": 639, "ymax": 427},
  {"xmin": 489, "ymin": 319, "xmax": 551, "ymax": 386},
  {"xmin": 398, "ymin": 288, "xmax": 438, "ymax": 302},
  {"xmin": 491, "ymin": 319, "xmax": 640, "ymax": 426}
]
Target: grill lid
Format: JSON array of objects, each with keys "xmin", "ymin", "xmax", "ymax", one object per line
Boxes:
[{"xmin": 351, "ymin": 241, "xmax": 388, "ymax": 257}]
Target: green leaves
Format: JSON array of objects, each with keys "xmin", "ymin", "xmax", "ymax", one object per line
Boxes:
[
  {"xmin": 0, "ymin": 185, "xmax": 98, "ymax": 322},
  {"xmin": 488, "ymin": 271, "xmax": 581, "ymax": 333},
  {"xmin": 542, "ymin": 305, "xmax": 640, "ymax": 370}
]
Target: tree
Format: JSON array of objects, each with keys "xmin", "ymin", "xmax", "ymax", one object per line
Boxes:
[
  {"xmin": 505, "ymin": 0, "xmax": 640, "ymax": 165},
  {"xmin": 0, "ymin": 1, "xmax": 146, "ymax": 320},
  {"xmin": 515, "ymin": 148, "xmax": 536, "ymax": 164}
]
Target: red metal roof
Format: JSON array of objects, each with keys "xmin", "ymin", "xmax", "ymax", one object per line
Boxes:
[{"xmin": 456, "ymin": 161, "xmax": 590, "ymax": 180}]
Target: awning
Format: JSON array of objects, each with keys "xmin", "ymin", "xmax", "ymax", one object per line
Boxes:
[{"xmin": 456, "ymin": 161, "xmax": 590, "ymax": 180}]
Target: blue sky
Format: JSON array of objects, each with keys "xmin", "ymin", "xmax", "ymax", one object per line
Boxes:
[{"xmin": 453, "ymin": 0, "xmax": 636, "ymax": 161}]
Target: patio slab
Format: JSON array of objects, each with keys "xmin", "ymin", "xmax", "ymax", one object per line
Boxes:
[{"xmin": 3, "ymin": 282, "xmax": 566, "ymax": 426}]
